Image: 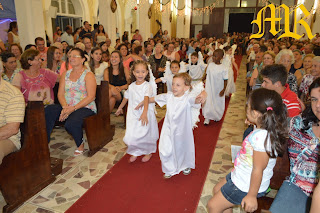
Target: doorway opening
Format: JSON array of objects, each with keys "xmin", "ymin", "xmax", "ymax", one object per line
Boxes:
[{"xmin": 228, "ymin": 13, "xmax": 254, "ymax": 33}]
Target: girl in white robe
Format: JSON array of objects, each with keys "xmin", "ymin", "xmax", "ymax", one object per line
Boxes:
[
  {"xmin": 142, "ymin": 73, "xmax": 206, "ymax": 178},
  {"xmin": 116, "ymin": 61, "xmax": 159, "ymax": 163},
  {"xmin": 202, "ymin": 49, "xmax": 228, "ymax": 124},
  {"xmin": 222, "ymin": 45, "xmax": 239, "ymax": 97}
]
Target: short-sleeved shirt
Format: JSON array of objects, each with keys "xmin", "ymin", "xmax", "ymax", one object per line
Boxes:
[
  {"xmin": 80, "ymin": 29, "xmax": 92, "ymax": 39},
  {"xmin": 93, "ymin": 62, "xmax": 108, "ymax": 85},
  {"xmin": 2, "ymin": 69, "xmax": 21, "ymax": 83},
  {"xmin": 231, "ymin": 129, "xmax": 277, "ymax": 193},
  {"xmin": 299, "ymin": 74, "xmax": 316, "ymax": 98},
  {"xmin": 281, "ymin": 84, "xmax": 301, "ymax": 118},
  {"xmin": 0, "ymin": 79, "xmax": 25, "ymax": 149},
  {"xmin": 12, "ymin": 69, "xmax": 58, "ymax": 105}
]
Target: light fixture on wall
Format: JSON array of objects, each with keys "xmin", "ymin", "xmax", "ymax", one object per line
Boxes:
[
  {"xmin": 149, "ymin": 0, "xmax": 153, "ymax": 4},
  {"xmin": 137, "ymin": 0, "xmax": 140, "ymax": 5},
  {"xmin": 160, "ymin": 0, "xmax": 162, "ymax": 11},
  {"xmin": 171, "ymin": 0, "xmax": 173, "ymax": 12}
]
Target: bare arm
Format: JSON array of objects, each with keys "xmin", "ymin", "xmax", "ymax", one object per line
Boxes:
[
  {"xmin": 219, "ymin": 80, "xmax": 228, "ymax": 97},
  {"xmin": 175, "ymin": 52, "xmax": 180, "ymax": 62},
  {"xmin": 7, "ymin": 32, "xmax": 13, "ymax": 45},
  {"xmin": 139, "ymin": 96, "xmax": 149, "ymax": 126},
  {"xmin": 115, "ymin": 98, "xmax": 128, "ymax": 116},
  {"xmin": 249, "ymin": 68, "xmax": 258, "ymax": 87},
  {"xmin": 155, "ymin": 78, "xmax": 162, "ymax": 83},
  {"xmin": 241, "ymin": 150, "xmax": 269, "ymax": 213},
  {"xmin": 0, "ymin": 123, "xmax": 20, "ymax": 141}
]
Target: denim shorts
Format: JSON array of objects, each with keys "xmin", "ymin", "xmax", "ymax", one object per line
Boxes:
[{"xmin": 221, "ymin": 173, "xmax": 267, "ymax": 205}]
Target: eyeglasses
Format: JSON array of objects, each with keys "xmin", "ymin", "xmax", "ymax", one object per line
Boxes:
[{"xmin": 68, "ymin": 55, "xmax": 82, "ymax": 59}]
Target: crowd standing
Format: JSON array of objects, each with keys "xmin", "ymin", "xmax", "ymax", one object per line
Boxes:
[{"xmin": 1, "ymin": 20, "xmax": 320, "ymax": 212}]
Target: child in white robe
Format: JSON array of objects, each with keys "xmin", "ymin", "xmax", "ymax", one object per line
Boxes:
[
  {"xmin": 155, "ymin": 60, "xmax": 187, "ymax": 92},
  {"xmin": 116, "ymin": 60, "xmax": 159, "ymax": 163},
  {"xmin": 138, "ymin": 73, "xmax": 207, "ymax": 178},
  {"xmin": 187, "ymin": 51, "xmax": 207, "ymax": 84},
  {"xmin": 202, "ymin": 49, "xmax": 228, "ymax": 124},
  {"xmin": 223, "ymin": 45, "xmax": 239, "ymax": 97}
]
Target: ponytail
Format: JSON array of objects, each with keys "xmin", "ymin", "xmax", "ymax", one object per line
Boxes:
[{"xmin": 250, "ymin": 88, "xmax": 288, "ymax": 158}]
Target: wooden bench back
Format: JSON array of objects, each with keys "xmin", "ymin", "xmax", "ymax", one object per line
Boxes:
[{"xmin": 0, "ymin": 101, "xmax": 55, "ymax": 213}]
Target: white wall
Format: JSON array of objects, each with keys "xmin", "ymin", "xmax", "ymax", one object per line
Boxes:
[
  {"xmin": 15, "ymin": 0, "xmax": 46, "ymax": 48},
  {"xmin": 139, "ymin": 0, "xmax": 151, "ymax": 42}
]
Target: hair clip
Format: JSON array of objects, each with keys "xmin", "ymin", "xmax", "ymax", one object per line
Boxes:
[{"xmin": 266, "ymin": 107, "xmax": 273, "ymax": 111}]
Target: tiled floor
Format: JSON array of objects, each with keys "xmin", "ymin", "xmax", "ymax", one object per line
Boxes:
[{"xmin": 0, "ymin": 57, "xmax": 251, "ymax": 213}]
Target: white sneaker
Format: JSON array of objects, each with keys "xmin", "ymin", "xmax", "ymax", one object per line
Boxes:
[{"xmin": 204, "ymin": 119, "xmax": 210, "ymax": 125}]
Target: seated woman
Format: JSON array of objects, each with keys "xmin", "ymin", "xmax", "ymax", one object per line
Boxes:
[
  {"xmin": 270, "ymin": 77, "xmax": 320, "ymax": 213},
  {"xmin": 89, "ymin": 47, "xmax": 108, "ymax": 85},
  {"xmin": 58, "ymin": 48, "xmax": 97, "ymax": 156},
  {"xmin": 1, "ymin": 52, "xmax": 20, "ymax": 83},
  {"xmin": 46, "ymin": 46, "xmax": 62, "ymax": 75},
  {"xmin": 148, "ymin": 43, "xmax": 167, "ymax": 78},
  {"xmin": 11, "ymin": 49, "xmax": 60, "ymax": 143},
  {"xmin": 60, "ymin": 45, "xmax": 73, "ymax": 76},
  {"xmin": 103, "ymin": 50, "xmax": 130, "ymax": 112}
]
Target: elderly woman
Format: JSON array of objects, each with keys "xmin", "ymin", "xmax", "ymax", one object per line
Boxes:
[
  {"xmin": 296, "ymin": 54, "xmax": 315, "ymax": 87},
  {"xmin": 289, "ymin": 49, "xmax": 304, "ymax": 74},
  {"xmin": 1, "ymin": 52, "xmax": 20, "ymax": 83},
  {"xmin": 275, "ymin": 49, "xmax": 298, "ymax": 94},
  {"xmin": 103, "ymin": 50, "xmax": 130, "ymax": 112},
  {"xmin": 163, "ymin": 42, "xmax": 180, "ymax": 62},
  {"xmin": 250, "ymin": 51, "xmax": 275, "ymax": 90},
  {"xmin": 11, "ymin": 49, "xmax": 60, "ymax": 143},
  {"xmin": 299, "ymin": 56, "xmax": 320, "ymax": 102},
  {"xmin": 270, "ymin": 77, "xmax": 320, "ymax": 213},
  {"xmin": 148, "ymin": 43, "xmax": 167, "ymax": 78},
  {"xmin": 58, "ymin": 48, "xmax": 97, "ymax": 156}
]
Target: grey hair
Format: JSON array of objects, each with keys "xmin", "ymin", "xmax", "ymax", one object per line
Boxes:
[
  {"xmin": 275, "ymin": 49, "xmax": 294, "ymax": 64},
  {"xmin": 312, "ymin": 56, "xmax": 320, "ymax": 64},
  {"xmin": 153, "ymin": 43, "xmax": 164, "ymax": 54}
]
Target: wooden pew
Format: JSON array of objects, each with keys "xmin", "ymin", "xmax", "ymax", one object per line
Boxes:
[
  {"xmin": 0, "ymin": 102, "xmax": 56, "ymax": 213},
  {"xmin": 256, "ymin": 145, "xmax": 290, "ymax": 212},
  {"xmin": 84, "ymin": 81, "xmax": 115, "ymax": 156}
]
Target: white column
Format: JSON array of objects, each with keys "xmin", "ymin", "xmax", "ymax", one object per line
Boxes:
[
  {"xmin": 99, "ymin": 0, "xmax": 117, "ymax": 46},
  {"xmin": 138, "ymin": 0, "xmax": 151, "ymax": 41},
  {"xmin": 14, "ymin": 0, "xmax": 46, "ymax": 49}
]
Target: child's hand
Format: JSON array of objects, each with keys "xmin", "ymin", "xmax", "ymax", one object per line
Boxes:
[
  {"xmin": 195, "ymin": 91, "xmax": 207, "ymax": 104},
  {"xmin": 134, "ymin": 101, "xmax": 144, "ymax": 110},
  {"xmin": 219, "ymin": 89, "xmax": 225, "ymax": 97},
  {"xmin": 139, "ymin": 113, "xmax": 148, "ymax": 126},
  {"xmin": 241, "ymin": 195, "xmax": 258, "ymax": 213},
  {"xmin": 115, "ymin": 108, "xmax": 123, "ymax": 116}
]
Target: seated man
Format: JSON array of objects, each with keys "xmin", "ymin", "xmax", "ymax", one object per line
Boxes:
[
  {"xmin": 0, "ymin": 73, "xmax": 25, "ymax": 165},
  {"xmin": 261, "ymin": 64, "xmax": 302, "ymax": 118}
]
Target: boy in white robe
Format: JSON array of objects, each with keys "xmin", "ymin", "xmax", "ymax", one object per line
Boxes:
[
  {"xmin": 187, "ymin": 51, "xmax": 207, "ymax": 84},
  {"xmin": 155, "ymin": 60, "xmax": 187, "ymax": 92},
  {"xmin": 202, "ymin": 49, "xmax": 228, "ymax": 124}
]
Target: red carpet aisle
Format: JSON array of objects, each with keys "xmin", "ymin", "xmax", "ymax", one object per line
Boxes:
[{"xmin": 66, "ymin": 56, "xmax": 242, "ymax": 213}]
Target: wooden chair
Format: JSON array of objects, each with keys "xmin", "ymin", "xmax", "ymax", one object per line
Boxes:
[
  {"xmin": 0, "ymin": 102, "xmax": 56, "ymax": 213},
  {"xmin": 255, "ymin": 145, "xmax": 290, "ymax": 212}
]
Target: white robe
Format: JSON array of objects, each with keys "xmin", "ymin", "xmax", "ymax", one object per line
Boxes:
[
  {"xmin": 155, "ymin": 91, "xmax": 201, "ymax": 176},
  {"xmin": 187, "ymin": 63, "xmax": 207, "ymax": 81},
  {"xmin": 202, "ymin": 63, "xmax": 228, "ymax": 121},
  {"xmin": 222, "ymin": 55, "xmax": 236, "ymax": 95},
  {"xmin": 123, "ymin": 81, "xmax": 159, "ymax": 156},
  {"xmin": 160, "ymin": 74, "xmax": 173, "ymax": 92}
]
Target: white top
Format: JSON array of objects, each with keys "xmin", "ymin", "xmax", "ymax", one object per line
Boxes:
[
  {"xmin": 231, "ymin": 129, "xmax": 277, "ymax": 193},
  {"xmin": 123, "ymin": 81, "xmax": 159, "ymax": 156},
  {"xmin": 61, "ymin": 32, "xmax": 74, "ymax": 46},
  {"xmin": 164, "ymin": 50, "xmax": 176, "ymax": 61},
  {"xmin": 187, "ymin": 63, "xmax": 207, "ymax": 80},
  {"xmin": 94, "ymin": 62, "xmax": 108, "ymax": 85},
  {"xmin": 8, "ymin": 32, "xmax": 20, "ymax": 44},
  {"xmin": 96, "ymin": 35, "xmax": 107, "ymax": 44},
  {"xmin": 160, "ymin": 74, "xmax": 173, "ymax": 92}
]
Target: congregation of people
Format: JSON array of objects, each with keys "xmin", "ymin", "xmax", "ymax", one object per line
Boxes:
[{"xmin": 1, "ymin": 19, "xmax": 320, "ymax": 213}]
